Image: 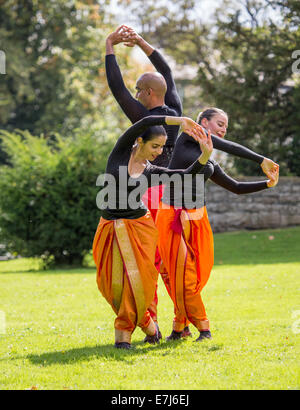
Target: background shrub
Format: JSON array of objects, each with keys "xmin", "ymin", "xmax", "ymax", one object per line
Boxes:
[{"xmin": 0, "ymin": 130, "xmax": 114, "ymax": 266}]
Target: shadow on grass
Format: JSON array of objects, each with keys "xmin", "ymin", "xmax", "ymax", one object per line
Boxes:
[{"xmin": 26, "ymin": 340, "xmax": 187, "ymax": 366}]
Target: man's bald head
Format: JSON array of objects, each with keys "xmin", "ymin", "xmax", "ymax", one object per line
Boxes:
[{"xmin": 136, "ymin": 72, "xmax": 167, "ymax": 99}]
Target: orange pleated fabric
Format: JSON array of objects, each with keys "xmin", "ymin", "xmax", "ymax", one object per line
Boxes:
[
  {"xmin": 93, "ymin": 211, "xmax": 159, "ymax": 335},
  {"xmin": 156, "ymin": 204, "xmax": 214, "ymax": 332},
  {"xmin": 142, "ymin": 185, "xmax": 165, "ymax": 323}
]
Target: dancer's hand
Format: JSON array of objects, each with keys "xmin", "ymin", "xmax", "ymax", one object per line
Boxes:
[
  {"xmin": 165, "ymin": 117, "xmax": 211, "ymax": 162},
  {"xmin": 266, "ymin": 166, "xmax": 279, "ymax": 188},
  {"xmin": 121, "ymin": 26, "xmax": 141, "ymax": 47},
  {"xmin": 180, "ymin": 117, "xmax": 207, "ymax": 141},
  {"xmin": 106, "ymin": 25, "xmax": 134, "ymax": 46},
  {"xmin": 180, "ymin": 119, "xmax": 213, "ymax": 164},
  {"xmin": 261, "ymin": 157, "xmax": 279, "ymax": 179},
  {"xmin": 196, "ymin": 129, "xmax": 213, "ymax": 165},
  {"xmin": 118, "ymin": 26, "xmax": 155, "ymax": 57}
]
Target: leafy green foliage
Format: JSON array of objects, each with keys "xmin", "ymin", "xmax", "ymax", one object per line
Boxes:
[
  {"xmin": 0, "ymin": 0, "xmax": 129, "ymax": 163},
  {"xmin": 0, "ymin": 129, "xmax": 114, "ymax": 265},
  {"xmin": 118, "ymin": 0, "xmax": 300, "ymax": 175},
  {"xmin": 0, "ymin": 0, "xmax": 105, "ymax": 132},
  {"xmin": 0, "ymin": 0, "xmax": 165, "ymax": 261},
  {"xmin": 197, "ymin": 0, "xmax": 300, "ymax": 176}
]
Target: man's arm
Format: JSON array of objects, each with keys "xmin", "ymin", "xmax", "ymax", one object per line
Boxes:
[
  {"xmin": 147, "ymin": 48, "xmax": 183, "ymax": 116},
  {"xmin": 105, "ymin": 26, "xmax": 149, "ymax": 123},
  {"xmin": 124, "ymin": 28, "xmax": 182, "ymax": 116}
]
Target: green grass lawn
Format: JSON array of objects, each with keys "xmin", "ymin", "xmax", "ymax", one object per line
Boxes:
[{"xmin": 0, "ymin": 227, "xmax": 299, "ymax": 390}]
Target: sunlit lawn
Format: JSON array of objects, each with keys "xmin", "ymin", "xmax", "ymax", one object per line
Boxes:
[{"xmin": 0, "ymin": 227, "xmax": 299, "ymax": 390}]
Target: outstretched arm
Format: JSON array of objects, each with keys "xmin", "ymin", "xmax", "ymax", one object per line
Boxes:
[
  {"xmin": 188, "ymin": 130, "xmax": 279, "ymax": 178},
  {"xmin": 105, "ymin": 26, "xmax": 149, "ymax": 123},
  {"xmin": 209, "ymin": 133, "xmax": 265, "ymax": 164},
  {"xmin": 210, "ymin": 162, "xmax": 279, "ymax": 194},
  {"xmin": 209, "ymin": 133, "xmax": 279, "ymax": 179}
]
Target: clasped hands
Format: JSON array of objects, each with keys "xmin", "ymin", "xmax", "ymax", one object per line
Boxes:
[
  {"xmin": 262, "ymin": 158, "xmax": 279, "ymax": 187},
  {"xmin": 106, "ymin": 25, "xmax": 140, "ymax": 47},
  {"xmin": 180, "ymin": 119, "xmax": 213, "ymax": 164}
]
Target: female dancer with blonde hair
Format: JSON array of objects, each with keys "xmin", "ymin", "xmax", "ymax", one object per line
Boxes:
[{"xmin": 93, "ymin": 114, "xmax": 213, "ymax": 349}]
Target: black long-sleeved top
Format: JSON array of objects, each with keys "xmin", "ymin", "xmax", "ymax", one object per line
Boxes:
[
  {"xmin": 161, "ymin": 133, "xmax": 268, "ymax": 208},
  {"xmin": 100, "ymin": 116, "xmax": 205, "ymax": 220},
  {"xmin": 106, "ymin": 51, "xmax": 267, "ymax": 171},
  {"xmin": 169, "ymin": 132, "xmax": 264, "ymax": 169},
  {"xmin": 105, "ymin": 50, "xmax": 182, "ymax": 166}
]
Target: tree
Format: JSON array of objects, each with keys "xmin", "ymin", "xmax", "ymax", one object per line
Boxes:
[
  {"xmin": 202, "ymin": 0, "xmax": 300, "ymax": 175},
  {"xmin": 0, "ymin": 1, "xmax": 150, "ymax": 264},
  {"xmin": 116, "ymin": 0, "xmax": 300, "ymax": 175},
  {"xmin": 0, "ymin": 0, "xmax": 138, "ymax": 163},
  {"xmin": 0, "ymin": 128, "xmax": 114, "ymax": 266}
]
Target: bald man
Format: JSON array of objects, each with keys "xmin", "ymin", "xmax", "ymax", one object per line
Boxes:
[
  {"xmin": 105, "ymin": 25, "xmax": 182, "ymax": 167},
  {"xmin": 135, "ymin": 72, "xmax": 167, "ymax": 110}
]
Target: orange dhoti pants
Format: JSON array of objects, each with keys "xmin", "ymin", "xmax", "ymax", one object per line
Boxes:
[
  {"xmin": 156, "ymin": 204, "xmax": 214, "ymax": 332},
  {"xmin": 92, "ymin": 212, "xmax": 159, "ymax": 343},
  {"xmin": 142, "ymin": 185, "xmax": 165, "ymax": 323}
]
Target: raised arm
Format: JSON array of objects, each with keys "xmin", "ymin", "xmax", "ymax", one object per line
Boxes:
[
  {"xmin": 114, "ymin": 115, "xmax": 167, "ymax": 152},
  {"xmin": 210, "ymin": 162, "xmax": 279, "ymax": 194},
  {"xmin": 105, "ymin": 26, "xmax": 149, "ymax": 123},
  {"xmin": 148, "ymin": 49, "xmax": 183, "ymax": 115},
  {"xmin": 122, "ymin": 27, "xmax": 182, "ymax": 115},
  {"xmin": 114, "ymin": 115, "xmax": 208, "ymax": 156}
]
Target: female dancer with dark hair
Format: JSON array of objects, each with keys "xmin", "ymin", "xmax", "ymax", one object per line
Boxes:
[
  {"xmin": 93, "ymin": 114, "xmax": 213, "ymax": 349},
  {"xmin": 156, "ymin": 107, "xmax": 279, "ymax": 342}
]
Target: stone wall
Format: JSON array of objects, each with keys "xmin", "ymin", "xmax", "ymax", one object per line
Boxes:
[{"xmin": 205, "ymin": 177, "xmax": 300, "ymax": 233}]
